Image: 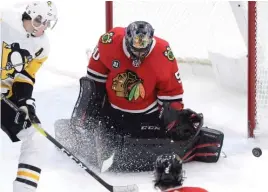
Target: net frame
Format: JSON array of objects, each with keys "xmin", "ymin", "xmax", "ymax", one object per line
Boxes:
[{"xmin": 248, "ymin": 1, "xmax": 256, "ymax": 138}]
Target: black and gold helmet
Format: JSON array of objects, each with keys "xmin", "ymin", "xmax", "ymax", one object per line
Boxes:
[{"xmin": 154, "ymin": 153, "xmax": 184, "ymax": 190}]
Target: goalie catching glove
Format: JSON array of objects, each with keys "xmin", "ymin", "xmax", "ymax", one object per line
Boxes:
[{"xmin": 160, "ymin": 102, "xmax": 203, "ymax": 141}]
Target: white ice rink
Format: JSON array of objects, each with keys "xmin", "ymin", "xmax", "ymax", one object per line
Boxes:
[{"xmin": 1, "ymin": 1, "xmax": 268, "ymax": 191}]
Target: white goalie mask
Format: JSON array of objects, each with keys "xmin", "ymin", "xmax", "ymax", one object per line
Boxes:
[{"xmin": 25, "ymin": 1, "xmax": 58, "ymax": 37}]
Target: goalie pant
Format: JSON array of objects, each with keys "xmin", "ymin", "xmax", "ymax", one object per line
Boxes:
[{"xmin": 1, "ymin": 96, "xmax": 46, "ymax": 192}]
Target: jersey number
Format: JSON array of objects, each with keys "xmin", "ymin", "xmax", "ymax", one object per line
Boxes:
[
  {"xmin": 175, "ymin": 71, "xmax": 181, "ymax": 83},
  {"xmin": 92, "ymin": 46, "xmax": 100, "ymax": 61}
]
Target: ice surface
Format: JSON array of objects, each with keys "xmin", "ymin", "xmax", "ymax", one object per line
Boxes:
[{"xmin": 1, "ymin": 1, "xmax": 268, "ymax": 192}]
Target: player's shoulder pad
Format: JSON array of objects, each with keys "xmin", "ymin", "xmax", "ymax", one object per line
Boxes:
[
  {"xmin": 33, "ymin": 33, "xmax": 50, "ymax": 59},
  {"xmin": 96, "ymin": 27, "xmax": 125, "ymax": 61},
  {"xmin": 154, "ymin": 36, "xmax": 176, "ymax": 63},
  {"xmin": 98, "ymin": 27, "xmax": 125, "ymax": 45}
]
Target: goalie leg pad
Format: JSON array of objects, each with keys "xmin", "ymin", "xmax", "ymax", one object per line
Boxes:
[
  {"xmin": 182, "ymin": 127, "xmax": 224, "ymax": 163},
  {"xmin": 71, "ymin": 77, "xmax": 97, "ymax": 128},
  {"xmin": 107, "ymin": 137, "xmax": 189, "ymax": 172},
  {"xmin": 54, "ymin": 119, "xmax": 99, "ymax": 167}
]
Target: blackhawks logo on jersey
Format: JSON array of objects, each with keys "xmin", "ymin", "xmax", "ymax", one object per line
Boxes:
[
  {"xmin": 112, "ymin": 70, "xmax": 145, "ymax": 101},
  {"xmin": 164, "ymin": 46, "xmax": 175, "ymax": 61},
  {"xmin": 101, "ymin": 32, "xmax": 114, "ymax": 44}
]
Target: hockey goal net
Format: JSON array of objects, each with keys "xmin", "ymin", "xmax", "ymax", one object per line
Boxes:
[{"xmin": 105, "ymin": 1, "xmax": 268, "ymax": 138}]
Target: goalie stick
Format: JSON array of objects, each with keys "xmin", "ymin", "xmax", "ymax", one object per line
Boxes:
[{"xmin": 1, "ymin": 94, "xmax": 139, "ymax": 192}]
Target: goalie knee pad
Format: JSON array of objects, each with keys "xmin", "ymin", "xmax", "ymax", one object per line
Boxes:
[
  {"xmin": 71, "ymin": 77, "xmax": 106, "ymax": 129},
  {"xmin": 71, "ymin": 77, "xmax": 96, "ymax": 128}
]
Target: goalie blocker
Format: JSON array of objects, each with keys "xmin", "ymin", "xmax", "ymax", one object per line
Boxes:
[{"xmin": 55, "ymin": 77, "xmax": 224, "ymax": 172}]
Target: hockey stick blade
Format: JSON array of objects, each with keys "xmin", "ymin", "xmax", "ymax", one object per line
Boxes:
[
  {"xmin": 113, "ymin": 185, "xmax": 139, "ymax": 192},
  {"xmin": 1, "ymin": 95, "xmax": 139, "ymax": 192}
]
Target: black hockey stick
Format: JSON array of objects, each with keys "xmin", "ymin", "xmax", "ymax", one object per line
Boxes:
[{"xmin": 1, "ymin": 95, "xmax": 139, "ymax": 192}]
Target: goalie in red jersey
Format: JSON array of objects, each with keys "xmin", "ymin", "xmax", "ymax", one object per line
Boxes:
[
  {"xmin": 55, "ymin": 21, "xmax": 224, "ymax": 172},
  {"xmin": 154, "ymin": 153, "xmax": 208, "ymax": 192}
]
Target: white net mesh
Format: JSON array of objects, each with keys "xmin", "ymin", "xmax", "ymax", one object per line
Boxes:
[
  {"xmin": 113, "ymin": 1, "xmax": 246, "ymax": 64},
  {"xmin": 256, "ymin": 2, "xmax": 268, "ymax": 133}
]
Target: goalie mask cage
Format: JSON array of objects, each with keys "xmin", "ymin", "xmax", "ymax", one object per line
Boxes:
[{"xmin": 105, "ymin": 1, "xmax": 268, "ymax": 138}]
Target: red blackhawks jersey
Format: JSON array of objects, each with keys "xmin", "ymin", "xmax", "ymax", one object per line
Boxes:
[
  {"xmin": 87, "ymin": 27, "xmax": 184, "ymax": 114},
  {"xmin": 163, "ymin": 186, "xmax": 208, "ymax": 192}
]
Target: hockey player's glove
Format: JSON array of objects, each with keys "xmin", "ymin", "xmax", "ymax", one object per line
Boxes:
[
  {"xmin": 17, "ymin": 98, "xmax": 41, "ymax": 128},
  {"xmin": 160, "ymin": 102, "xmax": 203, "ymax": 141}
]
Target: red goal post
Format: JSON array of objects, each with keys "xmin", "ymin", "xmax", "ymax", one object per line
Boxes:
[
  {"xmin": 105, "ymin": 1, "xmax": 267, "ymax": 138},
  {"xmin": 248, "ymin": 1, "xmax": 257, "ymax": 138}
]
